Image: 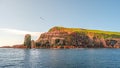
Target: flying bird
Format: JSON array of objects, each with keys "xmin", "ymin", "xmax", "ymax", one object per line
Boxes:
[
  {"xmin": 39, "ymin": 17, "xmax": 50, "ymax": 26},
  {"xmin": 40, "ymin": 17, "xmax": 45, "ymax": 20}
]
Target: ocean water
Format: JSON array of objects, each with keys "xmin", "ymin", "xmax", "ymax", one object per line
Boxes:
[{"xmin": 0, "ymin": 48, "xmax": 120, "ymax": 68}]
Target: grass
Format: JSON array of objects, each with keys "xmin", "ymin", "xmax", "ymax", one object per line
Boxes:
[{"xmin": 49, "ymin": 26, "xmax": 120, "ymax": 38}]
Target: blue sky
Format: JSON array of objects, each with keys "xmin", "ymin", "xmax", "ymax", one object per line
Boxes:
[{"xmin": 0, "ymin": 0, "xmax": 120, "ymax": 46}]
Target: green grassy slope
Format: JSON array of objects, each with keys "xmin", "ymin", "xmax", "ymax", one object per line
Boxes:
[{"xmin": 49, "ymin": 26, "xmax": 120, "ymax": 39}]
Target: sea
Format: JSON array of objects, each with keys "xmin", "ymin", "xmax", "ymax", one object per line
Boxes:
[{"xmin": 0, "ymin": 48, "xmax": 120, "ymax": 68}]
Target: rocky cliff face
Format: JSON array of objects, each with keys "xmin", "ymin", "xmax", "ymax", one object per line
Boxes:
[{"xmin": 35, "ymin": 26, "xmax": 120, "ymax": 48}]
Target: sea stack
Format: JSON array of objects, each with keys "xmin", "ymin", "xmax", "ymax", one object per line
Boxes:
[{"xmin": 24, "ymin": 34, "xmax": 31, "ymax": 48}]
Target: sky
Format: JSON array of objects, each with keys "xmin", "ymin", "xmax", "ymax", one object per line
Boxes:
[{"xmin": 0, "ymin": 0, "xmax": 120, "ymax": 46}]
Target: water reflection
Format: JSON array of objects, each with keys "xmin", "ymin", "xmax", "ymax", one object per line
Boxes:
[
  {"xmin": 22, "ymin": 49, "xmax": 43, "ymax": 68},
  {"xmin": 23, "ymin": 49, "xmax": 31, "ymax": 68}
]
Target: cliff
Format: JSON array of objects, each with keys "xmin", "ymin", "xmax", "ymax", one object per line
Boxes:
[
  {"xmin": 2, "ymin": 26, "xmax": 120, "ymax": 49},
  {"xmin": 36, "ymin": 26, "xmax": 120, "ymax": 48}
]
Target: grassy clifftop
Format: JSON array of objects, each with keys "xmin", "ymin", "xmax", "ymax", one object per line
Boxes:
[{"xmin": 49, "ymin": 26, "xmax": 120, "ymax": 39}]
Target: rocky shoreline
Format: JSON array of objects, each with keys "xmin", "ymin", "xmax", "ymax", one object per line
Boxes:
[{"xmin": 1, "ymin": 45, "xmax": 119, "ymax": 49}]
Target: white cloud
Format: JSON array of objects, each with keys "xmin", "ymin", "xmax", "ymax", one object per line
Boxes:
[
  {"xmin": 0, "ymin": 28, "xmax": 44, "ymax": 46},
  {"xmin": 0, "ymin": 28, "xmax": 43, "ymax": 36}
]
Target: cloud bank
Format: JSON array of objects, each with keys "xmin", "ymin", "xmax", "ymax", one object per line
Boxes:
[
  {"xmin": 0, "ymin": 28, "xmax": 43, "ymax": 46},
  {"xmin": 0, "ymin": 28, "xmax": 43, "ymax": 36}
]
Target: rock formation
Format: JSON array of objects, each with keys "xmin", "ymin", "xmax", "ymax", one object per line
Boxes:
[
  {"xmin": 2, "ymin": 26, "xmax": 120, "ymax": 49},
  {"xmin": 24, "ymin": 34, "xmax": 31, "ymax": 48},
  {"xmin": 31, "ymin": 40, "xmax": 36, "ymax": 48},
  {"xmin": 35, "ymin": 26, "xmax": 120, "ymax": 48}
]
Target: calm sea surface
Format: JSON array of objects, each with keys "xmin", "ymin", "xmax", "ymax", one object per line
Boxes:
[{"xmin": 0, "ymin": 48, "xmax": 120, "ymax": 68}]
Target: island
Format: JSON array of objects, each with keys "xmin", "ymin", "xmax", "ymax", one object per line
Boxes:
[{"xmin": 1, "ymin": 26, "xmax": 120, "ymax": 48}]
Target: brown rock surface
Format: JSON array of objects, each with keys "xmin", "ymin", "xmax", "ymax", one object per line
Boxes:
[{"xmin": 36, "ymin": 26, "xmax": 120, "ymax": 48}]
